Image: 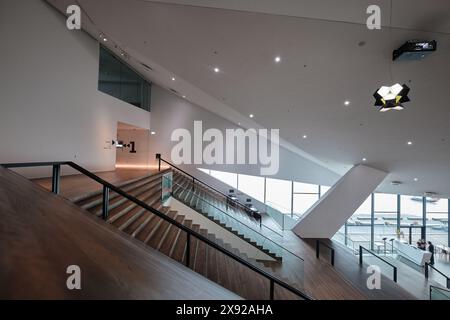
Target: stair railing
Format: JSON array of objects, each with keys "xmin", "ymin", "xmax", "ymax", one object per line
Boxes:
[
  {"xmin": 1, "ymin": 161, "xmax": 313, "ymax": 300},
  {"xmin": 359, "ymin": 245, "xmax": 398, "ymax": 282},
  {"xmin": 167, "ymin": 175, "xmax": 286, "ymax": 259},
  {"xmin": 425, "ymin": 262, "xmax": 450, "ymax": 289},
  {"xmin": 156, "ymin": 154, "xmax": 283, "ymax": 237}
]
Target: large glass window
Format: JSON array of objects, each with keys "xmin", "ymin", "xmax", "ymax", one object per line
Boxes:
[
  {"xmin": 426, "ymin": 198, "xmax": 448, "ymax": 246},
  {"xmin": 237, "ymin": 174, "xmax": 265, "ymax": 203},
  {"xmin": 98, "ymin": 46, "xmax": 151, "ymax": 111},
  {"xmin": 196, "ymin": 167, "xmax": 450, "ymax": 249},
  {"xmin": 347, "ymin": 195, "xmax": 372, "ymax": 249},
  {"xmin": 400, "ymin": 195, "xmax": 424, "ymax": 244},
  {"xmin": 373, "ymin": 193, "xmax": 398, "ymax": 252},
  {"xmin": 210, "ymin": 170, "xmax": 237, "ymax": 189},
  {"xmin": 265, "ymin": 178, "xmax": 292, "ymax": 213},
  {"xmin": 292, "ymin": 181, "xmax": 319, "ymax": 216}
]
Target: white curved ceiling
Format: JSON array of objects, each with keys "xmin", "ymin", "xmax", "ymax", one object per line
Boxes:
[{"xmin": 47, "ymin": 0, "xmax": 450, "ymax": 197}]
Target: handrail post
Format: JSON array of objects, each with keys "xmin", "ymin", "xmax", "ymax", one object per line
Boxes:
[
  {"xmin": 156, "ymin": 153, "xmax": 161, "ymax": 171},
  {"xmin": 102, "ymin": 186, "xmax": 109, "ymax": 220},
  {"xmin": 192, "ymin": 177, "xmax": 195, "ymax": 191},
  {"xmin": 269, "ymin": 279, "xmax": 274, "ymax": 300},
  {"xmin": 393, "ymin": 267, "xmax": 398, "ymax": 283},
  {"xmin": 331, "ymin": 249, "xmax": 335, "ymax": 266},
  {"xmin": 316, "ymin": 240, "xmax": 320, "ymax": 259},
  {"xmin": 424, "ymin": 262, "xmax": 429, "ymax": 278},
  {"xmin": 447, "ymin": 278, "xmax": 450, "ymax": 289},
  {"xmin": 186, "ymin": 232, "xmax": 191, "ymax": 267},
  {"xmin": 359, "ymin": 246, "xmax": 363, "ymax": 265},
  {"xmin": 51, "ymin": 164, "xmax": 61, "ymax": 194}
]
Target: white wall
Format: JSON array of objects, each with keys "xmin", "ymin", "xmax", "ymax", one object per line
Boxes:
[
  {"xmin": 293, "ymin": 165, "xmax": 388, "ymax": 239},
  {"xmin": 0, "ymin": 0, "xmax": 151, "ymax": 177},
  {"xmin": 149, "ymin": 85, "xmax": 340, "ymax": 188}
]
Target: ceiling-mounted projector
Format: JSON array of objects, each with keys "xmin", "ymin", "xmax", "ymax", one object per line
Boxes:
[{"xmin": 393, "ymin": 40, "xmax": 436, "ymax": 61}]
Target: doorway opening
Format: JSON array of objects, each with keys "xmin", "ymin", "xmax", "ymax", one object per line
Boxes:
[{"xmin": 115, "ymin": 121, "xmax": 151, "ymax": 169}]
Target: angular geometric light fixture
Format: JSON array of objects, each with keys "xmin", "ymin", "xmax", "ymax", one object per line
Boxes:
[{"xmin": 373, "ymin": 83, "xmax": 410, "ymax": 112}]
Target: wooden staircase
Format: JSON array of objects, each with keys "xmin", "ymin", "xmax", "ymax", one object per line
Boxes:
[
  {"xmin": 71, "ymin": 170, "xmax": 300, "ymax": 299},
  {"xmin": 171, "ymin": 171, "xmax": 282, "ymax": 261}
]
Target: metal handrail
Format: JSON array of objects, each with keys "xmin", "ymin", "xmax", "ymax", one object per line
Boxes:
[
  {"xmin": 1, "ymin": 161, "xmax": 313, "ymax": 300},
  {"xmin": 359, "ymin": 245, "xmax": 398, "ymax": 282},
  {"xmin": 429, "ymin": 285, "xmax": 450, "ymax": 300},
  {"xmin": 157, "ymin": 154, "xmax": 257, "ymax": 215},
  {"xmin": 425, "ymin": 263, "xmax": 450, "ymax": 289},
  {"xmin": 316, "ymin": 240, "xmax": 335, "ymax": 266},
  {"xmin": 169, "ymin": 176, "xmax": 287, "ymax": 257}
]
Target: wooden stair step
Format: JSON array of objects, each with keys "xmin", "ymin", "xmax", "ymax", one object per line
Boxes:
[
  {"xmin": 106, "ymin": 185, "xmax": 161, "ymax": 222},
  {"xmin": 192, "ymin": 228, "xmax": 208, "ymax": 276},
  {"xmin": 128, "ymin": 205, "xmax": 168, "ymax": 238},
  {"xmin": 120, "ymin": 197, "xmax": 163, "ymax": 235},
  {"xmin": 169, "ymin": 219, "xmax": 192, "ymax": 263},
  {"xmin": 90, "ymin": 181, "xmax": 160, "ymax": 216},
  {"xmin": 144, "ymin": 210, "xmax": 177, "ymax": 246},
  {"xmin": 75, "ymin": 174, "xmax": 158, "ymax": 208},
  {"xmin": 205, "ymin": 233, "xmax": 219, "ymax": 283}
]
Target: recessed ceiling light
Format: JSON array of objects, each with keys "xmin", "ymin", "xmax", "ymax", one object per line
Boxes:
[
  {"xmin": 171, "ymin": 77, "xmax": 176, "ymax": 81},
  {"xmin": 302, "ymin": 135, "xmax": 307, "ymax": 139},
  {"xmin": 103, "ymin": 38, "xmax": 107, "ymax": 42},
  {"xmin": 274, "ymin": 56, "xmax": 281, "ymax": 63},
  {"xmin": 249, "ymin": 114, "xmax": 254, "ymax": 118},
  {"xmin": 150, "ymin": 131, "xmax": 156, "ymax": 135},
  {"xmin": 182, "ymin": 95, "xmax": 186, "ymax": 98},
  {"xmin": 344, "ymin": 100, "xmax": 350, "ymax": 106},
  {"xmin": 362, "ymin": 158, "xmax": 367, "ymax": 162},
  {"xmin": 414, "ymin": 178, "xmax": 419, "ymax": 182},
  {"xmin": 407, "ymin": 141, "xmax": 413, "ymax": 145},
  {"xmin": 214, "ymin": 67, "xmax": 220, "ymax": 73}
]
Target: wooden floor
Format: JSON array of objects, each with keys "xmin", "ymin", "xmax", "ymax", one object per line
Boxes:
[
  {"xmin": 0, "ymin": 167, "xmax": 241, "ymax": 299},
  {"xmin": 27, "ymin": 168, "xmax": 420, "ymax": 299}
]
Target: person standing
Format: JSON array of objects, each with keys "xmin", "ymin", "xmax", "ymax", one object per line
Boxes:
[{"xmin": 428, "ymin": 241, "xmax": 435, "ymax": 265}]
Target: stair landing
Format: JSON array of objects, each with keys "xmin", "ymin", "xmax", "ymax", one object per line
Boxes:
[{"xmin": 32, "ymin": 168, "xmax": 160, "ymax": 200}]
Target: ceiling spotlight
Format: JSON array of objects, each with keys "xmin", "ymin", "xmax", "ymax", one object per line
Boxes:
[
  {"xmin": 214, "ymin": 67, "xmax": 220, "ymax": 73},
  {"xmin": 249, "ymin": 114, "xmax": 254, "ymax": 118},
  {"xmin": 150, "ymin": 131, "xmax": 156, "ymax": 135},
  {"xmin": 182, "ymin": 95, "xmax": 186, "ymax": 99},
  {"xmin": 103, "ymin": 38, "xmax": 108, "ymax": 42},
  {"xmin": 362, "ymin": 158, "xmax": 367, "ymax": 162},
  {"xmin": 373, "ymin": 83, "xmax": 410, "ymax": 112},
  {"xmin": 302, "ymin": 135, "xmax": 307, "ymax": 139},
  {"xmin": 414, "ymin": 178, "xmax": 419, "ymax": 182},
  {"xmin": 344, "ymin": 100, "xmax": 350, "ymax": 106},
  {"xmin": 171, "ymin": 77, "xmax": 176, "ymax": 81},
  {"xmin": 274, "ymin": 56, "xmax": 281, "ymax": 63},
  {"xmin": 407, "ymin": 141, "xmax": 413, "ymax": 145}
]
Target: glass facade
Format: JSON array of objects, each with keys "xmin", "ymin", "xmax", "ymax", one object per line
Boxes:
[
  {"xmin": 98, "ymin": 46, "xmax": 151, "ymax": 111},
  {"xmin": 198, "ymin": 168, "xmax": 450, "ymax": 250}
]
